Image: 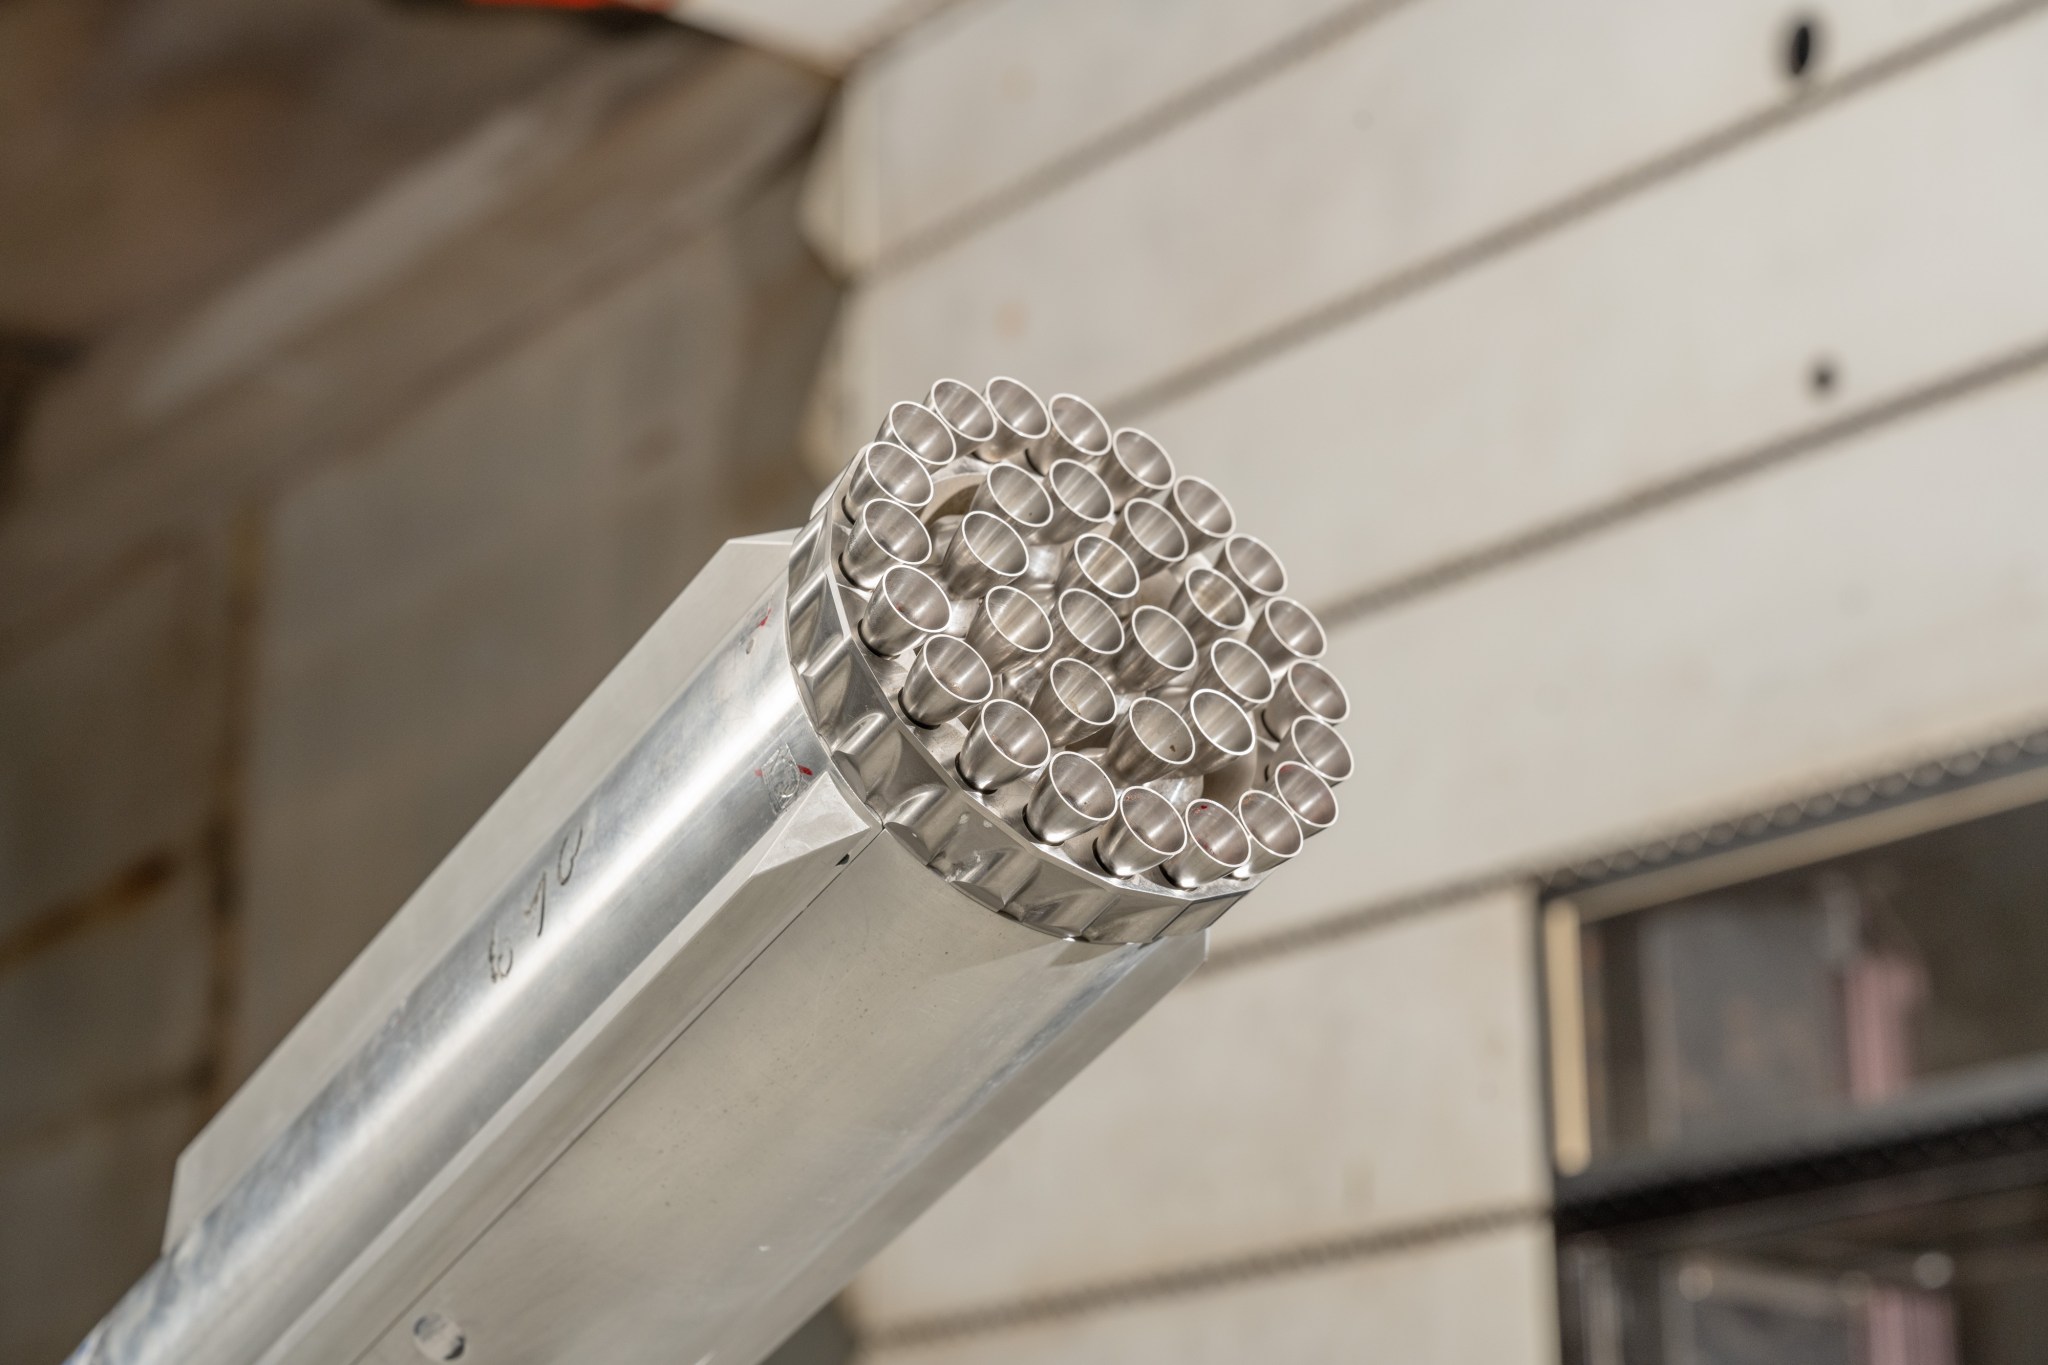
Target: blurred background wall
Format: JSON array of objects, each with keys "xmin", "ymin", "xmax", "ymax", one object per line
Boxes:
[{"xmin": 7, "ymin": 1, "xmax": 2048, "ymax": 1363}]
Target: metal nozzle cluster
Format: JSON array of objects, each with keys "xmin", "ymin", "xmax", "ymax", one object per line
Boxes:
[{"xmin": 813, "ymin": 376, "xmax": 1347, "ymax": 902}]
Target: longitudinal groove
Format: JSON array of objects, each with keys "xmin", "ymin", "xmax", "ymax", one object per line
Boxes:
[
  {"xmin": 867, "ymin": 0, "xmax": 1419, "ymax": 279},
  {"xmin": 861, "ymin": 1203, "xmax": 1544, "ymax": 1348},
  {"xmin": 1315, "ymin": 329, "xmax": 2048, "ymax": 628},
  {"xmin": 1110, "ymin": 0, "xmax": 2048, "ymax": 423}
]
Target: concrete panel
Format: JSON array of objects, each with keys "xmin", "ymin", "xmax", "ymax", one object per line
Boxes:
[
  {"xmin": 0, "ymin": 1100, "xmax": 199, "ymax": 1365},
  {"xmin": 855, "ymin": 1218, "xmax": 1557, "ymax": 1365},
  {"xmin": 1226, "ymin": 366, "xmax": 2048, "ymax": 947},
  {"xmin": 812, "ymin": 0, "xmax": 1378, "ymax": 268},
  {"xmin": 0, "ymin": 863, "xmax": 212, "ymax": 1146},
  {"xmin": 838, "ymin": 0, "xmax": 1991, "ymax": 440},
  {"xmin": 0, "ymin": 552, "xmax": 222, "ymax": 934},
  {"xmin": 849, "ymin": 888, "xmax": 1543, "ymax": 1326},
  {"xmin": 1147, "ymin": 8, "xmax": 2048, "ymax": 609}
]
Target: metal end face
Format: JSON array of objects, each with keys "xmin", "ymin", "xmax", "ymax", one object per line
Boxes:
[
  {"xmin": 1237, "ymin": 789, "xmax": 1304, "ymax": 872},
  {"xmin": 1028, "ymin": 657, "xmax": 1118, "ymax": 747},
  {"xmin": 859, "ymin": 564, "xmax": 951, "ymax": 656},
  {"xmin": 1276, "ymin": 715, "xmax": 1353, "ymax": 786},
  {"xmin": 957, "ymin": 698, "xmax": 1052, "ymax": 792},
  {"xmin": 984, "ymin": 376, "xmax": 1051, "ymax": 465},
  {"xmin": 1048, "ymin": 588, "xmax": 1125, "ymax": 666},
  {"xmin": 1268, "ymin": 760, "xmax": 1338, "ymax": 838},
  {"xmin": 875, "ymin": 400, "xmax": 957, "ymax": 470},
  {"xmin": 844, "ymin": 441, "xmax": 936, "ymax": 520},
  {"xmin": 1162, "ymin": 799, "xmax": 1250, "ymax": 888},
  {"xmin": 1038, "ymin": 392, "xmax": 1112, "ymax": 471},
  {"xmin": 928, "ymin": 377, "xmax": 999, "ymax": 455},
  {"xmin": 1043, "ymin": 459, "xmax": 1115, "ymax": 542},
  {"xmin": 970, "ymin": 464, "xmax": 1055, "ymax": 539},
  {"xmin": 1218, "ymin": 534, "xmax": 1288, "ymax": 601},
  {"xmin": 1111, "ymin": 497, "xmax": 1189, "ymax": 577},
  {"xmin": 1166, "ymin": 476, "xmax": 1236, "ymax": 553},
  {"xmin": 1186, "ymin": 689, "xmax": 1256, "ymax": 773},
  {"xmin": 1103, "ymin": 696, "xmax": 1195, "ymax": 783},
  {"xmin": 1056, "ymin": 533, "xmax": 1140, "ymax": 613},
  {"xmin": 1261, "ymin": 658, "xmax": 1351, "ymax": 739},
  {"xmin": 965, "ymin": 585, "xmax": 1053, "ymax": 672},
  {"xmin": 1113, "ymin": 605, "xmax": 1196, "ymax": 691},
  {"xmin": 1169, "ymin": 566, "xmax": 1250, "ymax": 644},
  {"xmin": 901, "ymin": 634, "xmax": 994, "ymax": 727},
  {"xmin": 1105, "ymin": 427, "xmax": 1176, "ymax": 508},
  {"xmin": 841, "ymin": 498, "xmax": 933, "ymax": 587},
  {"xmin": 1025, "ymin": 751, "xmax": 1118, "ymax": 844},
  {"xmin": 1094, "ymin": 786, "xmax": 1188, "ymax": 878},
  {"xmin": 1247, "ymin": 595, "xmax": 1327, "ymax": 667},
  {"xmin": 1196, "ymin": 636, "xmax": 1277, "ymax": 710},
  {"xmin": 938, "ymin": 510, "xmax": 1030, "ymax": 598}
]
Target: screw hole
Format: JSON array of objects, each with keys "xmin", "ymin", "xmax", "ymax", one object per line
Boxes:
[
  {"xmin": 412, "ymin": 1314, "xmax": 467, "ymax": 1361},
  {"xmin": 1783, "ymin": 14, "xmax": 1822, "ymax": 80},
  {"xmin": 1808, "ymin": 356, "xmax": 1838, "ymax": 398}
]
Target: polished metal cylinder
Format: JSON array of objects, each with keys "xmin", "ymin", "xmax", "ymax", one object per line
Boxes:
[
  {"xmin": 1185, "ymin": 688, "xmax": 1257, "ymax": 774},
  {"xmin": 936, "ymin": 510, "xmax": 1029, "ymax": 598},
  {"xmin": 1113, "ymin": 605, "xmax": 1197, "ymax": 691},
  {"xmin": 1056, "ymin": 533, "xmax": 1140, "ymax": 616},
  {"xmin": 983, "ymin": 375, "xmax": 1051, "ymax": 466},
  {"xmin": 1269, "ymin": 759, "xmax": 1339, "ymax": 838},
  {"xmin": 1110, "ymin": 497, "xmax": 1189, "ymax": 578},
  {"xmin": 1237, "ymin": 789, "xmax": 1304, "ymax": 871},
  {"xmin": 1024, "ymin": 751, "xmax": 1118, "ymax": 844},
  {"xmin": 1168, "ymin": 565, "xmax": 1250, "ymax": 644},
  {"xmin": 1027, "ymin": 657, "xmax": 1118, "ymax": 747},
  {"xmin": 1047, "ymin": 588, "xmax": 1125, "ymax": 669},
  {"xmin": 1161, "ymin": 799, "xmax": 1251, "ymax": 888},
  {"xmin": 874, "ymin": 399, "xmax": 957, "ymax": 470},
  {"xmin": 1034, "ymin": 392, "xmax": 1112, "ymax": 472},
  {"xmin": 1042, "ymin": 458, "xmax": 1116, "ymax": 542},
  {"xmin": 1215, "ymin": 533, "xmax": 1289, "ymax": 602},
  {"xmin": 901, "ymin": 634, "xmax": 994, "ymax": 727},
  {"xmin": 1093, "ymin": 787, "xmax": 1187, "ymax": 878},
  {"xmin": 1103, "ymin": 427, "xmax": 1176, "ymax": 508},
  {"xmin": 965, "ymin": 585, "xmax": 1053, "ymax": 672},
  {"xmin": 1165, "ymin": 476, "xmax": 1236, "ymax": 554},
  {"xmin": 859, "ymin": 565, "xmax": 951, "ymax": 656},
  {"xmin": 1193, "ymin": 636, "xmax": 1278, "ymax": 712},
  {"xmin": 1261, "ymin": 658, "xmax": 1351, "ymax": 739},
  {"xmin": 957, "ymin": 699, "xmax": 1052, "ymax": 791},
  {"xmin": 970, "ymin": 463, "xmax": 1054, "ymax": 540},
  {"xmin": 1102, "ymin": 696, "xmax": 1195, "ymax": 783},
  {"xmin": 1275, "ymin": 714, "xmax": 1354, "ymax": 786},
  {"xmin": 927, "ymin": 377, "xmax": 1000, "ymax": 461},
  {"xmin": 841, "ymin": 499, "xmax": 933, "ymax": 588},
  {"xmin": 1246, "ymin": 594, "xmax": 1327, "ymax": 668},
  {"xmin": 844, "ymin": 442, "xmax": 935, "ymax": 519}
]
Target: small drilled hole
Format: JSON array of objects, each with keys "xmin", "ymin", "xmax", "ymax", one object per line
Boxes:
[
  {"xmin": 1783, "ymin": 15, "xmax": 1821, "ymax": 80},
  {"xmin": 1809, "ymin": 355, "xmax": 1838, "ymax": 397}
]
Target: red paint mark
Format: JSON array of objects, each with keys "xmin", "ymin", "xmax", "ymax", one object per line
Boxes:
[
  {"xmin": 797, "ymin": 765, "xmax": 814, "ymax": 777},
  {"xmin": 754, "ymin": 768, "xmax": 764, "ymax": 778},
  {"xmin": 756, "ymin": 612, "xmax": 771, "ymax": 629}
]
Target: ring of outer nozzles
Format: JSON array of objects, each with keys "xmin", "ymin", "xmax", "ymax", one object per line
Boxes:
[{"xmin": 836, "ymin": 378, "xmax": 1345, "ymax": 889}]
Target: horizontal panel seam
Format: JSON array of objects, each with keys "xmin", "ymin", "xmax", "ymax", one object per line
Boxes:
[{"xmin": 857, "ymin": 1201, "xmax": 1547, "ymax": 1348}]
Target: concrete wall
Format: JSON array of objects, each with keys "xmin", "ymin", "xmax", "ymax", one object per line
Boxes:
[
  {"xmin": 0, "ymin": 38, "xmax": 835, "ymax": 1363},
  {"xmin": 805, "ymin": 1, "xmax": 2048, "ymax": 1359}
]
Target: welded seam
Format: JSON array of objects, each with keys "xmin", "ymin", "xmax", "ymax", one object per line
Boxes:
[
  {"xmin": 1110, "ymin": 0, "xmax": 2048, "ymax": 424},
  {"xmin": 866, "ymin": 0, "xmax": 1419, "ymax": 279},
  {"xmin": 861, "ymin": 1202, "xmax": 1544, "ymax": 1348}
]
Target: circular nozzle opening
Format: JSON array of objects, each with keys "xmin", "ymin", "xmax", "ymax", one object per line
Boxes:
[
  {"xmin": 928, "ymin": 378, "xmax": 999, "ymax": 443},
  {"xmin": 1026, "ymin": 751, "xmax": 1119, "ymax": 844},
  {"xmin": 1252, "ymin": 595, "xmax": 1327, "ymax": 664},
  {"xmin": 1185, "ymin": 799, "xmax": 1250, "ymax": 867},
  {"xmin": 1220, "ymin": 534, "xmax": 1288, "ymax": 599},
  {"xmin": 1065, "ymin": 533, "xmax": 1140, "ymax": 605},
  {"xmin": 843, "ymin": 498, "xmax": 934, "ymax": 586},
  {"xmin": 1096, "ymin": 786, "xmax": 1188, "ymax": 877},
  {"xmin": 1169, "ymin": 476, "xmax": 1236, "ymax": 545},
  {"xmin": 1118, "ymin": 605, "xmax": 1196, "ymax": 688},
  {"xmin": 1283, "ymin": 659, "xmax": 1350, "ymax": 725},
  {"xmin": 986, "ymin": 376, "xmax": 1051, "ymax": 440},
  {"xmin": 1174, "ymin": 566, "xmax": 1250, "ymax": 636},
  {"xmin": 861, "ymin": 564, "xmax": 952, "ymax": 655},
  {"xmin": 975, "ymin": 463, "xmax": 1054, "ymax": 534},
  {"xmin": 879, "ymin": 400, "xmax": 957, "ymax": 469},
  {"xmin": 973, "ymin": 585, "xmax": 1053, "ymax": 661},
  {"xmin": 1116, "ymin": 497, "xmax": 1189, "ymax": 572},
  {"xmin": 1238, "ymin": 789, "xmax": 1305, "ymax": 867},
  {"xmin": 847, "ymin": 442, "xmax": 935, "ymax": 517},
  {"xmin": 1047, "ymin": 458, "xmax": 1114, "ymax": 531},
  {"xmin": 1271, "ymin": 760, "xmax": 1339, "ymax": 836},
  {"xmin": 1031, "ymin": 657, "xmax": 1119, "ymax": 746},
  {"xmin": 1049, "ymin": 393, "xmax": 1112, "ymax": 461},
  {"xmin": 975, "ymin": 697, "xmax": 1051, "ymax": 766},
  {"xmin": 1106, "ymin": 696, "xmax": 1195, "ymax": 781},
  {"xmin": 902, "ymin": 634, "xmax": 994, "ymax": 726},
  {"xmin": 1284, "ymin": 715, "xmax": 1354, "ymax": 785},
  {"xmin": 1052, "ymin": 588, "xmax": 1125, "ymax": 659},
  {"xmin": 1189, "ymin": 688, "xmax": 1256, "ymax": 767},
  {"xmin": 1109, "ymin": 427, "xmax": 1176, "ymax": 500},
  {"xmin": 1205, "ymin": 637, "xmax": 1277, "ymax": 708}
]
